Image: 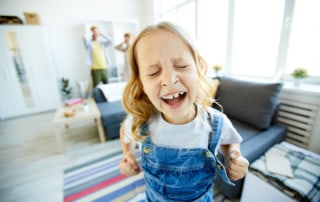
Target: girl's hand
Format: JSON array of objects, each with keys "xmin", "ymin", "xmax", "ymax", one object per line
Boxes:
[
  {"xmin": 119, "ymin": 152, "xmax": 140, "ymax": 176},
  {"xmin": 225, "ymin": 150, "xmax": 249, "ymax": 181}
]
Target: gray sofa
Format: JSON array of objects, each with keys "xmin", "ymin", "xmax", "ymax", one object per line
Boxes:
[
  {"xmin": 213, "ymin": 76, "xmax": 287, "ymax": 199},
  {"xmin": 93, "ymin": 88, "xmax": 126, "ymax": 140},
  {"xmin": 93, "ymin": 76, "xmax": 287, "ymax": 198}
]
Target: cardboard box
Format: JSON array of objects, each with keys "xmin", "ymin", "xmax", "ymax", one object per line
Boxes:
[{"xmin": 23, "ymin": 12, "xmax": 40, "ymax": 25}]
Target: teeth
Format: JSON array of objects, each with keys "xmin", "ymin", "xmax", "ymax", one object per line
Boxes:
[{"xmin": 162, "ymin": 92, "xmax": 184, "ymax": 100}]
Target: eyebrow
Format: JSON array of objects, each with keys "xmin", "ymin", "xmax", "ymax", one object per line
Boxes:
[
  {"xmin": 147, "ymin": 63, "xmax": 160, "ymax": 69},
  {"xmin": 144, "ymin": 57, "xmax": 189, "ymax": 69},
  {"xmin": 171, "ymin": 57, "xmax": 188, "ymax": 63}
]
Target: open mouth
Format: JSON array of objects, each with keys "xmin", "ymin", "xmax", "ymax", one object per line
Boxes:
[{"xmin": 161, "ymin": 92, "xmax": 187, "ymax": 105}]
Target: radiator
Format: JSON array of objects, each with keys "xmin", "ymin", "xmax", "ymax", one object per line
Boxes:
[{"xmin": 277, "ymin": 95, "xmax": 319, "ymax": 149}]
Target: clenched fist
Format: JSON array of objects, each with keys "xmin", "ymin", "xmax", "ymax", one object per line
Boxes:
[
  {"xmin": 119, "ymin": 152, "xmax": 140, "ymax": 176},
  {"xmin": 225, "ymin": 150, "xmax": 249, "ymax": 181}
]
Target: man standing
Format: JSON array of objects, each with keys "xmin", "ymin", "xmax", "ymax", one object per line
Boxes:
[{"xmin": 83, "ymin": 26, "xmax": 114, "ymax": 87}]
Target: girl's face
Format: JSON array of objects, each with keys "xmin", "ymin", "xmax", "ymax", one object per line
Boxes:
[{"xmin": 135, "ymin": 30, "xmax": 199, "ymax": 124}]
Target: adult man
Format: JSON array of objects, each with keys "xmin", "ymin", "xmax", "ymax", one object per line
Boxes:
[{"xmin": 83, "ymin": 26, "xmax": 114, "ymax": 87}]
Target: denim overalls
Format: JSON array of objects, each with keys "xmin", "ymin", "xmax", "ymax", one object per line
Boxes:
[{"xmin": 140, "ymin": 112, "xmax": 235, "ymax": 202}]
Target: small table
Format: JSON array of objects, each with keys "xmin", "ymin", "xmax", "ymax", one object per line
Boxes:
[{"xmin": 52, "ymin": 99, "xmax": 105, "ymax": 153}]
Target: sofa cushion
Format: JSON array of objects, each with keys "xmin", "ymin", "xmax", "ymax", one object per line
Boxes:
[
  {"xmin": 97, "ymin": 82, "xmax": 127, "ymax": 102},
  {"xmin": 97, "ymin": 101, "xmax": 126, "ymax": 123},
  {"xmin": 217, "ymin": 77, "xmax": 282, "ymax": 130},
  {"xmin": 229, "ymin": 119, "xmax": 261, "ymax": 141},
  {"xmin": 240, "ymin": 125, "xmax": 287, "ymax": 162},
  {"xmin": 229, "ymin": 118, "xmax": 287, "ymax": 162}
]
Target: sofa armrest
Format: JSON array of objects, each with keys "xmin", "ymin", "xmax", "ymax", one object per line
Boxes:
[
  {"xmin": 93, "ymin": 88, "xmax": 107, "ymax": 103},
  {"xmin": 271, "ymin": 102, "xmax": 281, "ymax": 125}
]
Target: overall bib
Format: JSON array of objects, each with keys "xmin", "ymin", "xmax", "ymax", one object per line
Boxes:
[{"xmin": 141, "ymin": 112, "xmax": 234, "ymax": 202}]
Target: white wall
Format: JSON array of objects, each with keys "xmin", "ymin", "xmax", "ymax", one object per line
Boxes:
[{"xmin": 0, "ymin": 0, "xmax": 155, "ymax": 97}]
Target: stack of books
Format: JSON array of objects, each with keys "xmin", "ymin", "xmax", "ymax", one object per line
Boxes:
[{"xmin": 64, "ymin": 98, "xmax": 83, "ymax": 106}]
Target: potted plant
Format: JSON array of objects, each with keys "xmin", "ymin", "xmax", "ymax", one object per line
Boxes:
[
  {"xmin": 212, "ymin": 64, "xmax": 223, "ymax": 77},
  {"xmin": 59, "ymin": 77, "xmax": 73, "ymax": 100},
  {"xmin": 291, "ymin": 67, "xmax": 308, "ymax": 86}
]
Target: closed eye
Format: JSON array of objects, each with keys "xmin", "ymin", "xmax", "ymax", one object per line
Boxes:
[
  {"xmin": 175, "ymin": 64, "xmax": 188, "ymax": 69},
  {"xmin": 146, "ymin": 64, "xmax": 161, "ymax": 77},
  {"xmin": 148, "ymin": 70, "xmax": 160, "ymax": 77}
]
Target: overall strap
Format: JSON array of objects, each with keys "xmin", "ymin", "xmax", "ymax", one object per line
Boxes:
[
  {"xmin": 207, "ymin": 110, "xmax": 223, "ymax": 153},
  {"xmin": 207, "ymin": 110, "xmax": 235, "ymax": 186},
  {"xmin": 140, "ymin": 124, "xmax": 152, "ymax": 144}
]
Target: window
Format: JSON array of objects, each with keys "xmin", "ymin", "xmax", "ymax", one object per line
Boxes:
[
  {"xmin": 285, "ymin": 0, "xmax": 320, "ymax": 80},
  {"xmin": 230, "ymin": 0, "xmax": 285, "ymax": 78},
  {"xmin": 159, "ymin": 0, "xmax": 228, "ymax": 74},
  {"xmin": 157, "ymin": 0, "xmax": 320, "ymax": 83},
  {"xmin": 197, "ymin": 0, "xmax": 229, "ymax": 70},
  {"xmin": 160, "ymin": 0, "xmax": 196, "ymax": 39}
]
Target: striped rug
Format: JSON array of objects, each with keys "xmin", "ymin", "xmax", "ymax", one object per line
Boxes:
[{"xmin": 63, "ymin": 151, "xmax": 146, "ymax": 202}]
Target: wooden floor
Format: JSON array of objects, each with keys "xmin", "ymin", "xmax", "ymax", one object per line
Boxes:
[{"xmin": 0, "ymin": 111, "xmax": 122, "ymax": 202}]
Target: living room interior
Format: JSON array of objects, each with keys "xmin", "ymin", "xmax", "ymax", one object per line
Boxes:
[{"xmin": 1, "ymin": 0, "xmax": 320, "ymax": 201}]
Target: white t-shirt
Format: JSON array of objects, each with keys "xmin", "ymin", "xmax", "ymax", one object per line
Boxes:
[{"xmin": 123, "ymin": 104, "xmax": 242, "ymax": 153}]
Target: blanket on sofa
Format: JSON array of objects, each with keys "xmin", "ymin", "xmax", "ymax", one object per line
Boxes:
[{"xmin": 250, "ymin": 142, "xmax": 320, "ymax": 202}]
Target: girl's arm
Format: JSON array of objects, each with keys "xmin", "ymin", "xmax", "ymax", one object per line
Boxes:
[
  {"xmin": 119, "ymin": 123, "xmax": 140, "ymax": 176},
  {"xmin": 220, "ymin": 144, "xmax": 249, "ymax": 181},
  {"xmin": 120, "ymin": 123, "xmax": 131, "ymax": 154}
]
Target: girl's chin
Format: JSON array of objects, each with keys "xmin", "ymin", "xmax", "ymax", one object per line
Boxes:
[{"xmin": 161, "ymin": 103, "xmax": 196, "ymax": 124}]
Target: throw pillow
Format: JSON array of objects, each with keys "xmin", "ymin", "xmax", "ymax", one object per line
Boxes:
[
  {"xmin": 98, "ymin": 82, "xmax": 127, "ymax": 102},
  {"xmin": 217, "ymin": 77, "xmax": 282, "ymax": 130}
]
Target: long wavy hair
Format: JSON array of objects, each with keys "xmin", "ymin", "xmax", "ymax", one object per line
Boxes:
[{"xmin": 122, "ymin": 21, "xmax": 216, "ymax": 141}]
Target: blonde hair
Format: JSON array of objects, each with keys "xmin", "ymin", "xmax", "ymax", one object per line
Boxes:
[
  {"xmin": 90, "ymin": 25, "xmax": 97, "ymax": 32},
  {"xmin": 122, "ymin": 21, "xmax": 216, "ymax": 141},
  {"xmin": 124, "ymin": 32, "xmax": 131, "ymax": 38}
]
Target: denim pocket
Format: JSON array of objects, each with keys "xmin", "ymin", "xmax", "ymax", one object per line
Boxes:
[{"xmin": 144, "ymin": 168, "xmax": 214, "ymax": 201}]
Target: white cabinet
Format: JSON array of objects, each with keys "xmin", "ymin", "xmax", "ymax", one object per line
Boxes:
[{"xmin": 0, "ymin": 25, "xmax": 60, "ymax": 120}]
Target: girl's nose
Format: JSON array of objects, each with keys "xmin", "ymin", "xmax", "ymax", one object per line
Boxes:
[{"xmin": 161, "ymin": 68, "xmax": 179, "ymax": 86}]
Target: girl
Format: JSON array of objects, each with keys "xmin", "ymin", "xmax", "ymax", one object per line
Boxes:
[{"xmin": 119, "ymin": 22, "xmax": 248, "ymax": 201}]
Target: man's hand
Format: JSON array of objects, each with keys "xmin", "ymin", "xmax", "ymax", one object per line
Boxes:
[
  {"xmin": 119, "ymin": 152, "xmax": 140, "ymax": 176},
  {"xmin": 225, "ymin": 150, "xmax": 249, "ymax": 181}
]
